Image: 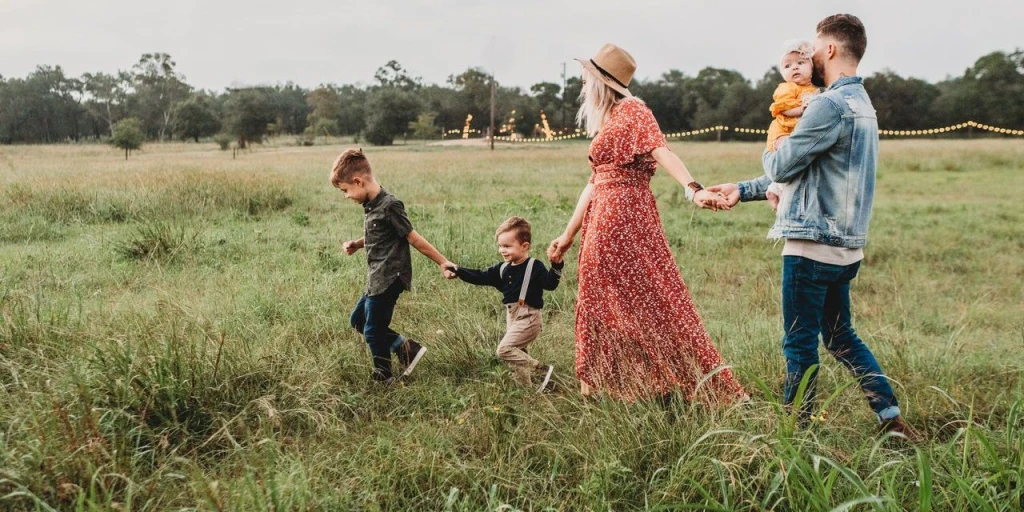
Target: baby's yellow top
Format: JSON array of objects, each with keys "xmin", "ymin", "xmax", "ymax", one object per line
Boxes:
[
  {"xmin": 766, "ymin": 82, "xmax": 819, "ymax": 151},
  {"xmin": 770, "ymin": 82, "xmax": 819, "ymax": 118}
]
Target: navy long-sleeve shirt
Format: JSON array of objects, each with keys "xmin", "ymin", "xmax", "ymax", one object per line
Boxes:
[{"xmin": 455, "ymin": 258, "xmax": 563, "ymax": 309}]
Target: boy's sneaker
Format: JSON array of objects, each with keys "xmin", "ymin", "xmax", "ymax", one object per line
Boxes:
[
  {"xmin": 537, "ymin": 365, "xmax": 555, "ymax": 393},
  {"xmin": 397, "ymin": 339, "xmax": 427, "ymax": 377}
]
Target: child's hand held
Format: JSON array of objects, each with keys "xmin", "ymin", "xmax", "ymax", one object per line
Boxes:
[
  {"xmin": 441, "ymin": 262, "xmax": 458, "ymax": 279},
  {"xmin": 547, "ymin": 234, "xmax": 573, "ymax": 262}
]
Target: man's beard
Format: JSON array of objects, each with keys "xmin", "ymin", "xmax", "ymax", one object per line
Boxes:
[{"xmin": 811, "ymin": 64, "xmax": 826, "ymax": 87}]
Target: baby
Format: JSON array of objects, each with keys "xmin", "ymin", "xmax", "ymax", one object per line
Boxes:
[{"xmin": 766, "ymin": 40, "xmax": 819, "ymax": 208}]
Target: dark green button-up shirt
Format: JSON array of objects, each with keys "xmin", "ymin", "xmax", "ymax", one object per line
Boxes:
[{"xmin": 362, "ymin": 188, "xmax": 414, "ymax": 296}]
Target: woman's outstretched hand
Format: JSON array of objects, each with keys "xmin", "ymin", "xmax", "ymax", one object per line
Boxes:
[
  {"xmin": 547, "ymin": 233, "xmax": 574, "ymax": 262},
  {"xmin": 693, "ymin": 189, "xmax": 731, "ymax": 211}
]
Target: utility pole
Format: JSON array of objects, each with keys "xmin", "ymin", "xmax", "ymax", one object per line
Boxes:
[
  {"xmin": 561, "ymin": 62, "xmax": 567, "ymax": 132},
  {"xmin": 490, "ymin": 74, "xmax": 496, "ymax": 151}
]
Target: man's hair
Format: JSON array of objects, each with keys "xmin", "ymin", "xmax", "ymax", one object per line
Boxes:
[
  {"xmin": 496, "ymin": 216, "xmax": 531, "ymax": 244},
  {"xmin": 817, "ymin": 14, "xmax": 867, "ymax": 63},
  {"xmin": 330, "ymin": 148, "xmax": 372, "ymax": 187}
]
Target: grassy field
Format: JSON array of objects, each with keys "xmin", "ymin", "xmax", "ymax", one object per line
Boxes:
[{"xmin": 0, "ymin": 139, "xmax": 1022, "ymax": 510}]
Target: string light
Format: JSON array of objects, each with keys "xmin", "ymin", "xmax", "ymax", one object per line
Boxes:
[
  {"xmin": 458, "ymin": 115, "xmax": 1024, "ymax": 143},
  {"xmin": 871, "ymin": 120, "xmax": 1024, "ymax": 137},
  {"xmin": 540, "ymin": 111, "xmax": 555, "ymax": 140},
  {"xmin": 499, "ymin": 110, "xmax": 517, "ymax": 135}
]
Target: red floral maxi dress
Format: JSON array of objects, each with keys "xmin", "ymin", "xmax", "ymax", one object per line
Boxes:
[{"xmin": 575, "ymin": 98, "xmax": 745, "ymax": 402}]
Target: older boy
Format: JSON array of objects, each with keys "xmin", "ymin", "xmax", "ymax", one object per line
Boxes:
[{"xmin": 331, "ymin": 148, "xmax": 456, "ymax": 384}]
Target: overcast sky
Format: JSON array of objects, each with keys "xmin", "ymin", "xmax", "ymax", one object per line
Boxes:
[{"xmin": 1, "ymin": 0, "xmax": 1020, "ymax": 91}]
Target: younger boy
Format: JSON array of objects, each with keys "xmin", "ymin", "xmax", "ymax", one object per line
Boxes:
[
  {"xmin": 446, "ymin": 217, "xmax": 563, "ymax": 392},
  {"xmin": 331, "ymin": 148, "xmax": 456, "ymax": 384}
]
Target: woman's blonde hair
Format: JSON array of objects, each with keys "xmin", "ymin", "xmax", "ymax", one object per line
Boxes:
[{"xmin": 576, "ymin": 69, "xmax": 624, "ymax": 137}]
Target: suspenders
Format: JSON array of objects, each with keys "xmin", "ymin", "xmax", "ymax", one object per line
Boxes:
[{"xmin": 500, "ymin": 258, "xmax": 536, "ymax": 306}]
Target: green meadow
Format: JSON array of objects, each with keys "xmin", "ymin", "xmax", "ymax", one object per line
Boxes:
[{"xmin": 0, "ymin": 139, "xmax": 1021, "ymax": 510}]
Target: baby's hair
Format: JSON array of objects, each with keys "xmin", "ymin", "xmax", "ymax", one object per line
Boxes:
[
  {"xmin": 330, "ymin": 148, "xmax": 372, "ymax": 187},
  {"xmin": 780, "ymin": 39, "xmax": 815, "ymax": 64},
  {"xmin": 496, "ymin": 216, "xmax": 531, "ymax": 244}
]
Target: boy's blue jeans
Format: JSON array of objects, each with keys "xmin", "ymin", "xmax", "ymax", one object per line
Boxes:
[
  {"xmin": 781, "ymin": 256, "xmax": 900, "ymax": 422},
  {"xmin": 350, "ymin": 280, "xmax": 407, "ymax": 380}
]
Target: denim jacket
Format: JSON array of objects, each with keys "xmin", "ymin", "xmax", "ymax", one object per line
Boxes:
[{"xmin": 739, "ymin": 76, "xmax": 878, "ymax": 248}]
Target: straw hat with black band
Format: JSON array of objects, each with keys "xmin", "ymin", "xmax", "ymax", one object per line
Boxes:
[
  {"xmin": 576, "ymin": 43, "xmax": 707, "ymax": 200},
  {"xmin": 575, "ymin": 44, "xmax": 635, "ymax": 98}
]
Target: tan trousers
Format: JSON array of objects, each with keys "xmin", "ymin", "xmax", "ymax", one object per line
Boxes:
[{"xmin": 497, "ymin": 303, "xmax": 543, "ymax": 385}]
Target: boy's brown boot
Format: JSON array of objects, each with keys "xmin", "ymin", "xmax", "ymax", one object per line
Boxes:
[{"xmin": 880, "ymin": 416, "xmax": 923, "ymax": 443}]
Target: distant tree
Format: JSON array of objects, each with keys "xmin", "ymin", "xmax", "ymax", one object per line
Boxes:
[
  {"xmin": 739, "ymin": 67, "xmax": 784, "ymax": 131},
  {"xmin": 0, "ymin": 77, "xmax": 29, "ymax": 143},
  {"xmin": 531, "ymin": 82, "xmax": 562, "ymax": 127},
  {"xmin": 3, "ymin": 47, "xmax": 1024, "ymax": 146},
  {"xmin": 496, "ymin": 86, "xmax": 540, "ymax": 135},
  {"xmin": 337, "ymin": 85, "xmax": 368, "ymax": 135},
  {"xmin": 305, "ymin": 118, "xmax": 339, "ymax": 139},
  {"xmin": 563, "ymin": 76, "xmax": 583, "ymax": 129},
  {"xmin": 364, "ymin": 88, "xmax": 420, "ymax": 145},
  {"xmin": 110, "ymin": 117, "xmax": 144, "ymax": 159},
  {"xmin": 374, "ymin": 60, "xmax": 421, "ymax": 91},
  {"xmin": 82, "ymin": 71, "xmax": 134, "ymax": 136},
  {"xmin": 38, "ymin": 66, "xmax": 86, "ymax": 142},
  {"xmin": 632, "ymin": 70, "xmax": 693, "ymax": 132},
  {"xmin": 689, "ymin": 67, "xmax": 749, "ymax": 130},
  {"xmin": 306, "ymin": 85, "xmax": 342, "ymax": 132},
  {"xmin": 270, "ymin": 83, "xmax": 309, "ymax": 135},
  {"xmin": 865, "ymin": 70, "xmax": 941, "ymax": 129},
  {"xmin": 0, "ymin": 66, "xmax": 86, "ymax": 143},
  {"xmin": 132, "ymin": 53, "xmax": 191, "ymax": 141},
  {"xmin": 223, "ymin": 88, "xmax": 275, "ymax": 148},
  {"xmin": 420, "ymin": 84, "xmax": 462, "ymax": 135},
  {"xmin": 173, "ymin": 93, "xmax": 221, "ymax": 142},
  {"xmin": 409, "ymin": 111, "xmax": 440, "ymax": 139},
  {"xmin": 361, "ymin": 61, "xmax": 425, "ymax": 145},
  {"xmin": 448, "ymin": 68, "xmax": 493, "ymax": 123},
  {"xmin": 213, "ymin": 132, "xmax": 232, "ymax": 150},
  {"xmin": 964, "ymin": 50, "xmax": 1024, "ymax": 127}
]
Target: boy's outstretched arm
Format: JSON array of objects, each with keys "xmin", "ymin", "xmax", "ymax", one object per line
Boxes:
[
  {"xmin": 406, "ymin": 230, "xmax": 456, "ymax": 277},
  {"xmin": 342, "ymin": 237, "xmax": 364, "ymax": 255},
  {"xmin": 542, "ymin": 261, "xmax": 564, "ymax": 291},
  {"xmin": 452, "ymin": 264, "xmax": 501, "ymax": 288}
]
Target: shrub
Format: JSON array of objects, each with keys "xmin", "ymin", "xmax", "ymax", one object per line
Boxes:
[
  {"xmin": 214, "ymin": 133, "xmax": 233, "ymax": 150},
  {"xmin": 110, "ymin": 118, "xmax": 144, "ymax": 159},
  {"xmin": 114, "ymin": 220, "xmax": 204, "ymax": 262}
]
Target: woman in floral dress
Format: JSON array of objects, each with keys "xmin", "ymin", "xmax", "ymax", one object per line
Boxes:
[{"xmin": 548, "ymin": 44, "xmax": 746, "ymax": 402}]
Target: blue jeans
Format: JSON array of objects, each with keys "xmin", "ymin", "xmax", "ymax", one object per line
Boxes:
[
  {"xmin": 350, "ymin": 280, "xmax": 407, "ymax": 380},
  {"xmin": 782, "ymin": 256, "xmax": 900, "ymax": 422}
]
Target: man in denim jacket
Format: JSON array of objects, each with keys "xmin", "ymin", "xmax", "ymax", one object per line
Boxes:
[{"xmin": 712, "ymin": 14, "xmax": 917, "ymax": 439}]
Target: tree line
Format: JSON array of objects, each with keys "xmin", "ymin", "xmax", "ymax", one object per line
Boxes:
[{"xmin": 1, "ymin": 49, "xmax": 1022, "ymax": 147}]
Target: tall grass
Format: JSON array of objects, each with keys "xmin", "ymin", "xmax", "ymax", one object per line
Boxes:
[{"xmin": 0, "ymin": 140, "xmax": 1021, "ymax": 510}]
